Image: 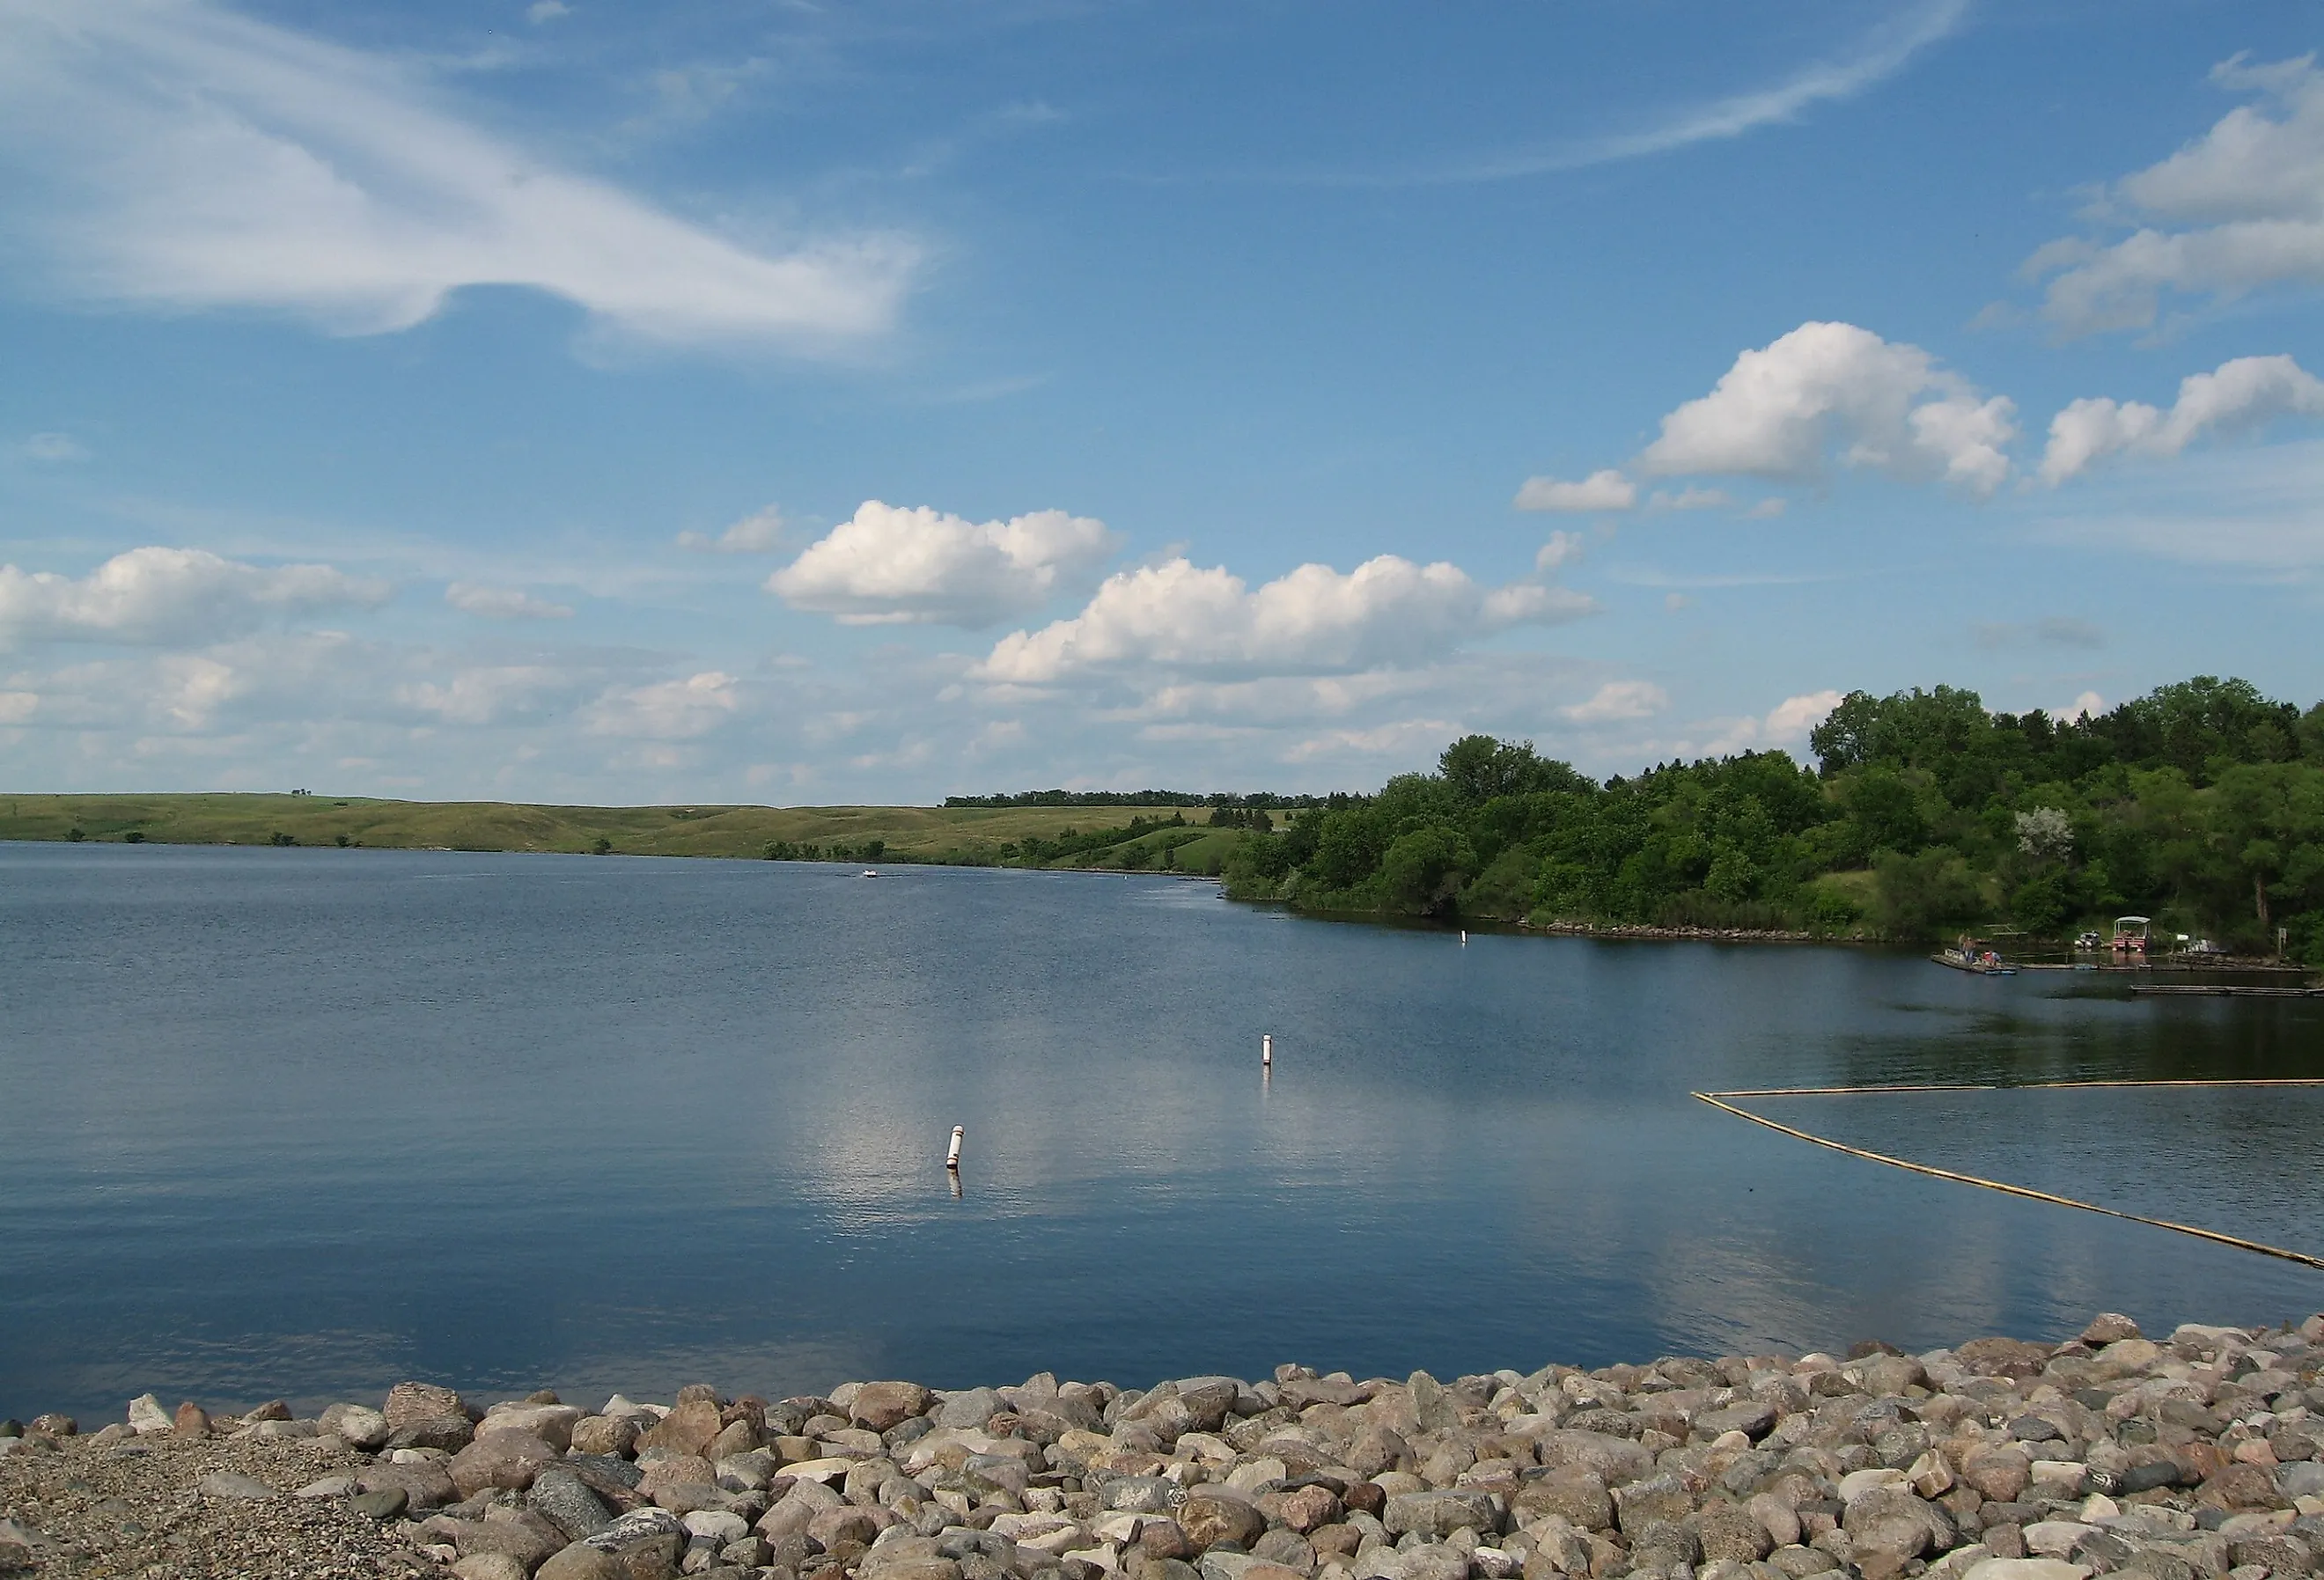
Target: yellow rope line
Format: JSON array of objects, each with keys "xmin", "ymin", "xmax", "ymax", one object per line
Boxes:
[
  {"xmin": 1690, "ymin": 1084, "xmax": 2324, "ymax": 1271},
  {"xmin": 1710, "ymin": 1078, "xmax": 2324, "ymax": 1098}
]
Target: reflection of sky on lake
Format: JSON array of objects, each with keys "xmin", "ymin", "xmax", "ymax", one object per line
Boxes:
[{"xmin": 3, "ymin": 841, "xmax": 2320, "ymax": 1422}]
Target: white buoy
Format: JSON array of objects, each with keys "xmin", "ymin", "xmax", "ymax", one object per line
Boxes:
[
  {"xmin": 1261, "ymin": 1033, "xmax": 1273, "ymax": 1068},
  {"xmin": 946, "ymin": 1125, "xmax": 963, "ymax": 1171},
  {"xmin": 1460, "ymin": 930, "xmax": 1467, "ymax": 945}
]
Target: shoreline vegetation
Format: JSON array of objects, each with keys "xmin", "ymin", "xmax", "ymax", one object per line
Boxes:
[
  {"xmin": 1211, "ymin": 675, "xmax": 2324, "ymax": 965},
  {"xmin": 5, "ymin": 1312, "xmax": 2324, "ymax": 1580},
  {"xmin": 4, "ymin": 675, "xmax": 2320, "ymax": 961}
]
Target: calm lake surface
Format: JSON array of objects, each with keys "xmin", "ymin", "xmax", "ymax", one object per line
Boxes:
[{"xmin": 4, "ymin": 841, "xmax": 2322, "ymax": 1422}]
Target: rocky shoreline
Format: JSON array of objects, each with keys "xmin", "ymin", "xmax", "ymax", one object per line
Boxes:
[{"xmin": 5, "ymin": 1314, "xmax": 2324, "ymax": 1580}]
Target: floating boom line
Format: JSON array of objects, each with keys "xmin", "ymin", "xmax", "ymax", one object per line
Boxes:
[{"xmin": 1692, "ymin": 1080, "xmax": 2324, "ymax": 1272}]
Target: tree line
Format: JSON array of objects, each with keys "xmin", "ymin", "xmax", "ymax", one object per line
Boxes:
[
  {"xmin": 1220, "ymin": 676, "xmax": 2324, "ymax": 959},
  {"xmin": 941, "ymin": 789, "xmax": 1335, "ymax": 810}
]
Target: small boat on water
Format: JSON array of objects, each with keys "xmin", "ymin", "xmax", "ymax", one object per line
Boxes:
[
  {"xmin": 1932, "ymin": 934, "xmax": 2016, "ymax": 975},
  {"xmin": 862, "ymin": 869, "xmax": 879, "ymax": 878}
]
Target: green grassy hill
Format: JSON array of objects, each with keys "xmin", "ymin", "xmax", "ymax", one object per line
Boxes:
[{"xmin": 0, "ymin": 792, "xmax": 1232, "ymax": 870}]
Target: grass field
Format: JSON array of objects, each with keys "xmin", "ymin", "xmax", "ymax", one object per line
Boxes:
[{"xmin": 0, "ymin": 792, "xmax": 1242, "ymax": 871}]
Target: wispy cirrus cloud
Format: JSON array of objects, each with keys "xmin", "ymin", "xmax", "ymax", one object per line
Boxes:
[
  {"xmin": 445, "ymin": 582, "xmax": 575, "ymax": 621},
  {"xmin": 1445, "ymin": 0, "xmax": 1970, "ymax": 182},
  {"xmin": 1242, "ymin": 0, "xmax": 1968, "ymax": 187},
  {"xmin": 0, "ymin": 0, "xmax": 917, "ymax": 350}
]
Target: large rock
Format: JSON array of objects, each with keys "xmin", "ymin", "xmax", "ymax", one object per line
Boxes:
[
  {"xmin": 484, "ymin": 1404, "xmax": 583, "ymax": 1453},
  {"xmin": 638, "ymin": 1389, "xmax": 723, "ymax": 1459},
  {"xmin": 1533, "ymin": 1432, "xmax": 1654, "ymax": 1487},
  {"xmin": 1179, "ymin": 1488, "xmax": 1267, "ymax": 1550},
  {"xmin": 639, "ymin": 1451, "xmax": 717, "ymax": 1490},
  {"xmin": 808, "ymin": 1505, "xmax": 882, "ymax": 1550},
  {"xmin": 1700, "ymin": 1501, "xmax": 1776, "ymax": 1563},
  {"xmin": 1628, "ymin": 1519, "xmax": 1702, "ymax": 1572},
  {"xmin": 530, "ymin": 1466, "xmax": 616, "ymax": 1540},
  {"xmin": 851, "ymin": 1384, "xmax": 934, "ymax": 1432},
  {"xmin": 682, "ymin": 1510, "xmax": 751, "ymax": 1547},
  {"xmin": 1614, "ymin": 1475, "xmax": 1695, "ymax": 1535},
  {"xmin": 1173, "ymin": 1379, "xmax": 1242, "ymax": 1434},
  {"xmin": 1954, "ymin": 1340, "xmax": 2050, "ymax": 1381},
  {"xmin": 707, "ymin": 1419, "xmax": 760, "ymax": 1462},
  {"xmin": 581, "ymin": 1508, "xmax": 688, "ymax": 1553},
  {"xmin": 321, "ymin": 1403, "xmax": 393, "ymax": 1450},
  {"xmin": 864, "ymin": 1558, "xmax": 962, "ymax": 1580},
  {"xmin": 1102, "ymin": 1477, "xmax": 1180, "ymax": 1515},
  {"xmin": 538, "ymin": 1542, "xmax": 627, "ymax": 1580},
  {"xmin": 1960, "ymin": 1562, "xmax": 2090, "ymax": 1580},
  {"xmin": 388, "ymin": 1415, "xmax": 475, "ymax": 1452},
  {"xmin": 756, "ymin": 1485, "xmax": 840, "ymax": 1540},
  {"xmin": 2021, "ymin": 1528, "xmax": 2096, "ymax": 1562},
  {"xmin": 358, "ymin": 1459, "xmax": 458, "ymax": 1511},
  {"xmin": 1856, "ymin": 1356, "xmax": 1930, "ymax": 1398},
  {"xmin": 2198, "ymin": 1463, "xmax": 2281, "ymax": 1510},
  {"xmin": 1513, "ymin": 1471, "xmax": 1613, "ymax": 1532},
  {"xmin": 447, "ymin": 1515, "xmax": 562, "ymax": 1573},
  {"xmin": 349, "ymin": 1488, "xmax": 409, "ymax": 1522},
  {"xmin": 449, "ymin": 1429, "xmax": 562, "ymax": 1497},
  {"xmin": 1963, "ymin": 1448, "xmax": 2034, "ymax": 1503},
  {"xmin": 570, "ymin": 1415, "xmax": 638, "ymax": 1458},
  {"xmin": 937, "ymin": 1390, "xmax": 1002, "ymax": 1429},
  {"xmin": 1344, "ymin": 1426, "xmax": 1412, "ymax": 1480},
  {"xmin": 1696, "ymin": 1402, "xmax": 1778, "ymax": 1441},
  {"xmin": 450, "ymin": 1554, "xmax": 528, "ymax": 1580},
  {"xmin": 1749, "ymin": 1492, "xmax": 1802, "ymax": 1549},
  {"xmin": 386, "ymin": 1382, "xmax": 472, "ymax": 1430},
  {"xmin": 1384, "ymin": 1488, "xmax": 1504, "ymax": 1540},
  {"xmin": 2228, "ymin": 1533, "xmax": 2316, "ymax": 1575},
  {"xmin": 1843, "ymin": 1488, "xmax": 1954, "ymax": 1580},
  {"xmin": 1257, "ymin": 1485, "xmax": 1341, "ymax": 1533},
  {"xmin": 126, "ymin": 1395, "xmax": 172, "ymax": 1436}
]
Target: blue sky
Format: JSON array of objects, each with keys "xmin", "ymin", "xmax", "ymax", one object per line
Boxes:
[{"xmin": 2, "ymin": 0, "xmax": 2320, "ymax": 802}]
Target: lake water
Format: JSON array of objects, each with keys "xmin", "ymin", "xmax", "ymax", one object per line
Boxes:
[{"xmin": 4, "ymin": 841, "xmax": 2321, "ymax": 1422}]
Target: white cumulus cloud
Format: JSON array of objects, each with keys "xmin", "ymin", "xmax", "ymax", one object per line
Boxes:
[
  {"xmin": 1533, "ymin": 531, "xmax": 1587, "ymax": 573},
  {"xmin": 0, "ymin": 546, "xmax": 387, "ymax": 648},
  {"xmin": 1562, "ymin": 680, "xmax": 1669, "ymax": 724},
  {"xmin": 396, "ymin": 665, "xmax": 574, "ymax": 725},
  {"xmin": 2029, "ymin": 55, "xmax": 2324, "ymax": 334},
  {"xmin": 0, "ymin": 0, "xmax": 916, "ymax": 349},
  {"xmin": 583, "ymin": 671, "xmax": 739, "ymax": 739},
  {"xmin": 1514, "ymin": 468, "xmax": 1637, "ymax": 512},
  {"xmin": 1763, "ymin": 688, "xmax": 1845, "ymax": 743},
  {"xmin": 444, "ymin": 582, "xmax": 575, "ymax": 620},
  {"xmin": 769, "ymin": 501, "xmax": 1115, "ymax": 627},
  {"xmin": 677, "ymin": 504, "xmax": 788, "ymax": 554},
  {"xmin": 977, "ymin": 554, "xmax": 1596, "ymax": 687},
  {"xmin": 1637, "ymin": 321, "xmax": 2016, "ymax": 496},
  {"xmin": 2039, "ymin": 354, "xmax": 2324, "ymax": 483}
]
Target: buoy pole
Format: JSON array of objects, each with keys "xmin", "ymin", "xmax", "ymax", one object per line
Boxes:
[
  {"xmin": 1460, "ymin": 930, "xmax": 1467, "ymax": 945},
  {"xmin": 946, "ymin": 1125, "xmax": 963, "ymax": 1171},
  {"xmin": 1261, "ymin": 1033, "xmax": 1272, "ymax": 1069}
]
